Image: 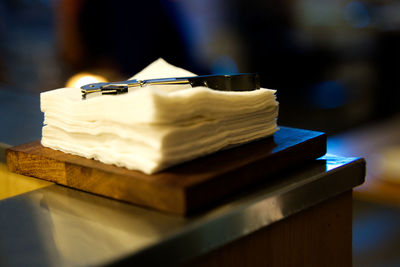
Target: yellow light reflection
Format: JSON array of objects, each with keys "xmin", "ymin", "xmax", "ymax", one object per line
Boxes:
[
  {"xmin": 66, "ymin": 72, "xmax": 107, "ymax": 88},
  {"xmin": 0, "ymin": 163, "xmax": 53, "ymax": 200}
]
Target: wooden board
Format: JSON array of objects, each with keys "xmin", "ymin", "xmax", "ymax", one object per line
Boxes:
[{"xmin": 6, "ymin": 127, "xmax": 326, "ymax": 215}]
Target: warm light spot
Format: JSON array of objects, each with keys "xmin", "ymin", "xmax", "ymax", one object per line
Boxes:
[{"xmin": 66, "ymin": 72, "xmax": 107, "ymax": 88}]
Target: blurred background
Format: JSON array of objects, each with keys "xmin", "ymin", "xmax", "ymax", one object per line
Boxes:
[
  {"xmin": 0, "ymin": 0, "xmax": 399, "ymax": 133},
  {"xmin": 0, "ymin": 0, "xmax": 400, "ymax": 266}
]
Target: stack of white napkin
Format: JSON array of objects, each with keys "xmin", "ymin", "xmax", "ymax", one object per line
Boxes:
[{"xmin": 41, "ymin": 59, "xmax": 279, "ymax": 174}]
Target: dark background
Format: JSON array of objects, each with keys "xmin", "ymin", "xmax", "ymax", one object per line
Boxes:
[{"xmin": 0, "ymin": 0, "xmax": 399, "ymax": 134}]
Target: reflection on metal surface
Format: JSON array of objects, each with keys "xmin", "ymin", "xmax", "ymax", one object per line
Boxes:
[
  {"xmin": 0, "ymin": 163, "xmax": 52, "ymax": 200},
  {"xmin": 42, "ymin": 186, "xmax": 186, "ymax": 266},
  {"xmin": 0, "ymin": 156, "xmax": 365, "ymax": 266},
  {"xmin": 321, "ymin": 153, "xmax": 359, "ymax": 171}
]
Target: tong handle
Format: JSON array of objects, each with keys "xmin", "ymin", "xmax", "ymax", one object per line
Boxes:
[
  {"xmin": 81, "ymin": 78, "xmax": 191, "ymax": 99},
  {"xmin": 81, "ymin": 74, "xmax": 259, "ymax": 99}
]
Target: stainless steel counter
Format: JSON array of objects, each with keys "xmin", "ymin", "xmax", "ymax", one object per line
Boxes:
[{"xmin": 0, "ymin": 145, "xmax": 365, "ymax": 266}]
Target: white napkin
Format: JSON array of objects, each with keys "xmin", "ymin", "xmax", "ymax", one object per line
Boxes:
[{"xmin": 41, "ymin": 58, "xmax": 279, "ymax": 174}]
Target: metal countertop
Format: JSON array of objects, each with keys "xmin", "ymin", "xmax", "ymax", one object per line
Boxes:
[{"xmin": 0, "ymin": 145, "xmax": 365, "ymax": 266}]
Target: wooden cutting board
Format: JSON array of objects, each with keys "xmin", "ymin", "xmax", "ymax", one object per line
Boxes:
[{"xmin": 6, "ymin": 127, "xmax": 326, "ymax": 215}]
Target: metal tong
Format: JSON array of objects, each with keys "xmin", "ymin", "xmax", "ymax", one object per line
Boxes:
[{"xmin": 81, "ymin": 73, "xmax": 260, "ymax": 99}]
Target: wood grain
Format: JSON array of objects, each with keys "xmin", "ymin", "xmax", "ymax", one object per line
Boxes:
[{"xmin": 6, "ymin": 127, "xmax": 326, "ymax": 215}]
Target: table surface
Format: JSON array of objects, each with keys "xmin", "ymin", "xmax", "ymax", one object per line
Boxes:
[
  {"xmin": 0, "ymin": 88, "xmax": 365, "ymax": 266},
  {"xmin": 0, "ymin": 142, "xmax": 365, "ymax": 266}
]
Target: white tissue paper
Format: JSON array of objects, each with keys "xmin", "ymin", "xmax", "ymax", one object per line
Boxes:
[{"xmin": 41, "ymin": 58, "xmax": 279, "ymax": 174}]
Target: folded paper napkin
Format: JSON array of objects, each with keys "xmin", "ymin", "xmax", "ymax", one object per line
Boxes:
[{"xmin": 41, "ymin": 58, "xmax": 279, "ymax": 174}]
